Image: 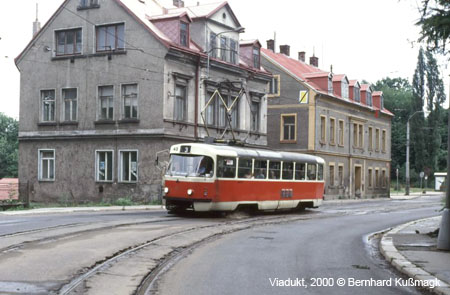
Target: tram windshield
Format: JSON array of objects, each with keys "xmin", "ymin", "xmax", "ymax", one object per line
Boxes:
[{"xmin": 166, "ymin": 155, "xmax": 214, "ymax": 178}]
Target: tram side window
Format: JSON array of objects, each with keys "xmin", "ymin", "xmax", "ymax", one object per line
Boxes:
[
  {"xmin": 269, "ymin": 161, "xmax": 281, "ymax": 179},
  {"xmin": 238, "ymin": 158, "xmax": 253, "ymax": 178},
  {"xmin": 318, "ymin": 164, "xmax": 324, "ymax": 180},
  {"xmin": 307, "ymin": 164, "xmax": 317, "ymax": 180},
  {"xmin": 295, "ymin": 163, "xmax": 306, "ymax": 180},
  {"xmin": 254, "ymin": 160, "xmax": 267, "ymax": 179},
  {"xmin": 282, "ymin": 162, "xmax": 294, "ymax": 180},
  {"xmin": 217, "ymin": 157, "xmax": 236, "ymax": 178}
]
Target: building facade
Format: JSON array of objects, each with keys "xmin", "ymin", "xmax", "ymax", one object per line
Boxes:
[
  {"xmin": 15, "ymin": 0, "xmax": 270, "ymax": 203},
  {"xmin": 262, "ymin": 44, "xmax": 393, "ymax": 199}
]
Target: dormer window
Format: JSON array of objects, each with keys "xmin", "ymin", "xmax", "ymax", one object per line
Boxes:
[
  {"xmin": 328, "ymin": 76, "xmax": 333, "ymax": 94},
  {"xmin": 78, "ymin": 0, "xmax": 99, "ymax": 9},
  {"xmin": 341, "ymin": 79, "xmax": 349, "ymax": 99},
  {"xmin": 180, "ymin": 22, "xmax": 189, "ymax": 47},
  {"xmin": 253, "ymin": 47, "xmax": 260, "ymax": 68},
  {"xmin": 230, "ymin": 39, "xmax": 237, "ymax": 64},
  {"xmin": 354, "ymin": 87, "xmax": 361, "ymax": 102},
  {"xmin": 366, "ymin": 91, "xmax": 373, "ymax": 106}
]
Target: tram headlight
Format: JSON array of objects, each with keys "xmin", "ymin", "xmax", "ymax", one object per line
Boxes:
[
  {"xmin": 187, "ymin": 189, "xmax": 194, "ymax": 196},
  {"xmin": 164, "ymin": 187, "xmax": 169, "ymax": 194}
]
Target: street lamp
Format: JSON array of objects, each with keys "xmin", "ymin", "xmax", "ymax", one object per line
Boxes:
[
  {"xmin": 405, "ymin": 110, "xmax": 425, "ymax": 195},
  {"xmin": 206, "ymin": 26, "xmax": 245, "ymax": 77}
]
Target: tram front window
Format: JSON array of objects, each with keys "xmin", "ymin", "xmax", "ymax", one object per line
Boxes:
[{"xmin": 167, "ymin": 155, "xmax": 214, "ymax": 178}]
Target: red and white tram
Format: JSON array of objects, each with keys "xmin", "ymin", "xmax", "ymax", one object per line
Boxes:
[{"xmin": 163, "ymin": 143, "xmax": 325, "ymax": 212}]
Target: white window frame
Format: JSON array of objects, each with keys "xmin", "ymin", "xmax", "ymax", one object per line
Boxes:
[
  {"xmin": 38, "ymin": 149, "xmax": 55, "ymax": 181},
  {"xmin": 95, "ymin": 150, "xmax": 114, "ymax": 182},
  {"xmin": 62, "ymin": 87, "xmax": 78, "ymax": 122},
  {"xmin": 119, "ymin": 150, "xmax": 139, "ymax": 183},
  {"xmin": 40, "ymin": 89, "xmax": 56, "ymax": 122},
  {"xmin": 97, "ymin": 85, "xmax": 114, "ymax": 120},
  {"xmin": 121, "ymin": 83, "xmax": 139, "ymax": 119}
]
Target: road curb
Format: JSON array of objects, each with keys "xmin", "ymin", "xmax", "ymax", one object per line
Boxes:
[
  {"xmin": 380, "ymin": 217, "xmax": 450, "ymax": 295},
  {"xmin": 0, "ymin": 205, "xmax": 166, "ymax": 216}
]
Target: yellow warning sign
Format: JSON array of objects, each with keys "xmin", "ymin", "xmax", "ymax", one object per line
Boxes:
[{"xmin": 299, "ymin": 90, "xmax": 308, "ymax": 104}]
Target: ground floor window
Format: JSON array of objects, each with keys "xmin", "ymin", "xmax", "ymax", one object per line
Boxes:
[
  {"xmin": 120, "ymin": 150, "xmax": 138, "ymax": 182},
  {"xmin": 39, "ymin": 149, "xmax": 55, "ymax": 181},
  {"xmin": 96, "ymin": 151, "xmax": 113, "ymax": 182}
]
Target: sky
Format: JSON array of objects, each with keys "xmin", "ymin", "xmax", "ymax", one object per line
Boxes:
[{"xmin": 0, "ymin": 0, "xmax": 449, "ymax": 119}]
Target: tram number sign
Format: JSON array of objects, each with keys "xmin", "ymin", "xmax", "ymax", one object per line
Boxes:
[
  {"xmin": 180, "ymin": 146, "xmax": 191, "ymax": 153},
  {"xmin": 281, "ymin": 189, "xmax": 293, "ymax": 198}
]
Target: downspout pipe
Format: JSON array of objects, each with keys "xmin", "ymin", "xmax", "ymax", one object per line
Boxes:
[{"xmin": 194, "ymin": 55, "xmax": 200, "ymax": 140}]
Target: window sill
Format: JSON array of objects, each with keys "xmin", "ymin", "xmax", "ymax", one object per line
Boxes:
[
  {"xmin": 90, "ymin": 50, "xmax": 127, "ymax": 58},
  {"xmin": 38, "ymin": 179, "xmax": 55, "ymax": 182},
  {"xmin": 52, "ymin": 54, "xmax": 85, "ymax": 61},
  {"xmin": 118, "ymin": 181, "xmax": 138, "ymax": 184},
  {"xmin": 329, "ymin": 142, "xmax": 336, "ymax": 146},
  {"xmin": 95, "ymin": 120, "xmax": 116, "ymax": 125},
  {"xmin": 60, "ymin": 121, "xmax": 78, "ymax": 126},
  {"xmin": 38, "ymin": 122, "xmax": 57, "ymax": 126},
  {"xmin": 77, "ymin": 4, "xmax": 100, "ymax": 10},
  {"xmin": 338, "ymin": 144, "xmax": 345, "ymax": 148},
  {"xmin": 118, "ymin": 119, "xmax": 140, "ymax": 124},
  {"xmin": 280, "ymin": 140, "xmax": 297, "ymax": 144},
  {"xmin": 96, "ymin": 181, "xmax": 114, "ymax": 183}
]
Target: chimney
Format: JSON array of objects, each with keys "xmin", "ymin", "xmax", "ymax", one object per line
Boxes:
[
  {"xmin": 173, "ymin": 0, "xmax": 184, "ymax": 8},
  {"xmin": 32, "ymin": 3, "xmax": 41, "ymax": 37},
  {"xmin": 298, "ymin": 51, "xmax": 305, "ymax": 62},
  {"xmin": 279, "ymin": 45, "xmax": 290, "ymax": 56},
  {"xmin": 310, "ymin": 55, "xmax": 319, "ymax": 67},
  {"xmin": 266, "ymin": 39, "xmax": 275, "ymax": 52}
]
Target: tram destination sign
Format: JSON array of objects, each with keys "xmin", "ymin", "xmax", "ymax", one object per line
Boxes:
[{"xmin": 180, "ymin": 146, "xmax": 191, "ymax": 153}]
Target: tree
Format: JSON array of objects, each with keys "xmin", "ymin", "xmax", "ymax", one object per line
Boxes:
[
  {"xmin": 374, "ymin": 77, "xmax": 413, "ymax": 183},
  {"xmin": 417, "ymin": 0, "xmax": 450, "ymax": 55},
  {"xmin": 411, "ymin": 48, "xmax": 427, "ymax": 173},
  {"xmin": 0, "ymin": 113, "xmax": 18, "ymax": 178}
]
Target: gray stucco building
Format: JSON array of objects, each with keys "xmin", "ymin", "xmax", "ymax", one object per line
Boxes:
[
  {"xmin": 15, "ymin": 0, "xmax": 270, "ymax": 203},
  {"xmin": 262, "ymin": 44, "xmax": 393, "ymax": 199}
]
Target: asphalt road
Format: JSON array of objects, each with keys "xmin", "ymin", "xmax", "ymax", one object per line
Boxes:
[{"xmin": 156, "ymin": 196, "xmax": 442, "ymax": 295}]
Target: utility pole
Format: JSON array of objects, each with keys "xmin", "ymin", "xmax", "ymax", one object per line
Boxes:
[
  {"xmin": 437, "ymin": 77, "xmax": 450, "ymax": 250},
  {"xmin": 406, "ymin": 111, "xmax": 424, "ymax": 195}
]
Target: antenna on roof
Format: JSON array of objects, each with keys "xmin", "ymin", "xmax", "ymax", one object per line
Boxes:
[{"xmin": 274, "ymin": 31, "xmax": 276, "ymax": 53}]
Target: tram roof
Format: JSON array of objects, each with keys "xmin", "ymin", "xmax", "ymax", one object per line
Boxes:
[{"xmin": 172, "ymin": 143, "xmax": 325, "ymax": 164}]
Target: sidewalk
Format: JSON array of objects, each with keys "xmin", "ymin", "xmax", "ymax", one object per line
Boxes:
[
  {"xmin": 390, "ymin": 191, "xmax": 444, "ymax": 200},
  {"xmin": 0, "ymin": 205, "xmax": 166, "ymax": 216},
  {"xmin": 380, "ymin": 216, "xmax": 450, "ymax": 295}
]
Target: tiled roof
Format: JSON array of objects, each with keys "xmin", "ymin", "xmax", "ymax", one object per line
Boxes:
[
  {"xmin": 360, "ymin": 84, "xmax": 371, "ymax": 91},
  {"xmin": 261, "ymin": 48, "xmax": 393, "ymax": 117},
  {"xmin": 332, "ymin": 74, "xmax": 347, "ymax": 82}
]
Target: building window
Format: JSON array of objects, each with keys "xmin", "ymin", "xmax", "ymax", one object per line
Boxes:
[
  {"xmin": 375, "ymin": 169, "xmax": 380, "ymax": 188},
  {"xmin": 368, "ymin": 168, "xmax": 373, "ymax": 188},
  {"xmin": 55, "ymin": 29, "xmax": 82, "ymax": 56},
  {"xmin": 354, "ymin": 87, "xmax": 361, "ymax": 102},
  {"xmin": 329, "ymin": 164, "xmax": 335, "ymax": 186},
  {"xmin": 41, "ymin": 90, "xmax": 56, "ymax": 122},
  {"xmin": 329, "ymin": 118, "xmax": 336, "ymax": 145},
  {"xmin": 218, "ymin": 95, "xmax": 226, "ymax": 128},
  {"xmin": 375, "ymin": 128, "xmax": 380, "ymax": 151},
  {"xmin": 253, "ymin": 46, "xmax": 260, "ymax": 68},
  {"xmin": 96, "ymin": 151, "xmax": 113, "ymax": 182},
  {"xmin": 250, "ymin": 99, "xmax": 260, "ymax": 132},
  {"xmin": 269, "ymin": 75, "xmax": 280, "ymax": 97},
  {"xmin": 338, "ymin": 164, "xmax": 344, "ymax": 186},
  {"xmin": 96, "ymin": 23, "xmax": 125, "ymax": 52},
  {"xmin": 368, "ymin": 127, "xmax": 373, "ymax": 151},
  {"xmin": 78, "ymin": 0, "xmax": 99, "ymax": 9},
  {"xmin": 119, "ymin": 150, "xmax": 138, "ymax": 182},
  {"xmin": 220, "ymin": 36, "xmax": 227, "ymax": 61},
  {"xmin": 366, "ymin": 92, "xmax": 372, "ymax": 106},
  {"xmin": 174, "ymin": 84, "xmax": 187, "ymax": 121},
  {"xmin": 122, "ymin": 84, "xmax": 138, "ymax": 119},
  {"xmin": 382, "ymin": 169, "xmax": 387, "ymax": 188},
  {"xmin": 353, "ymin": 123, "xmax": 364, "ymax": 148},
  {"xmin": 338, "ymin": 120, "xmax": 344, "ymax": 146},
  {"xmin": 205, "ymin": 92, "xmax": 216, "ymax": 126},
  {"xmin": 281, "ymin": 114, "xmax": 296, "ymax": 142},
  {"xmin": 320, "ymin": 115, "xmax": 326, "ymax": 143},
  {"xmin": 180, "ymin": 22, "xmax": 189, "ymax": 47},
  {"xmin": 39, "ymin": 149, "xmax": 55, "ymax": 181},
  {"xmin": 209, "ymin": 32, "xmax": 217, "ymax": 58},
  {"xmin": 99, "ymin": 85, "xmax": 114, "ymax": 120},
  {"xmin": 382, "ymin": 129, "xmax": 387, "ymax": 152},
  {"xmin": 62, "ymin": 88, "xmax": 77, "ymax": 121},
  {"xmin": 230, "ymin": 39, "xmax": 237, "ymax": 64}
]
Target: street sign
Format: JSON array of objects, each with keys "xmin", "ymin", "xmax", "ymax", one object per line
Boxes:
[{"xmin": 420, "ymin": 172, "xmax": 425, "ymax": 178}]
